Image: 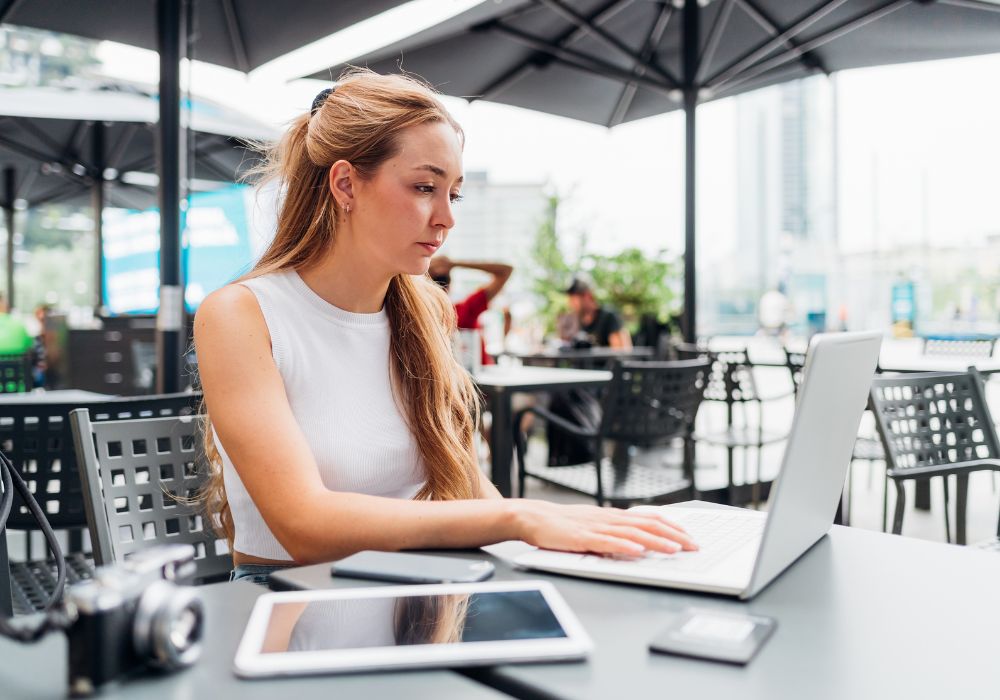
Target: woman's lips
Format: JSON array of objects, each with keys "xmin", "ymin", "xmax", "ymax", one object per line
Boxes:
[{"xmin": 418, "ymin": 242, "xmax": 440, "ymax": 253}]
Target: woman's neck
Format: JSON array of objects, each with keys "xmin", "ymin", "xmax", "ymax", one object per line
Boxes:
[{"xmin": 298, "ymin": 246, "xmax": 391, "ymax": 313}]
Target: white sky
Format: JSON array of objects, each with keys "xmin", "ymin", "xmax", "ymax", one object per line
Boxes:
[{"xmin": 95, "ymin": 0, "xmax": 1000, "ymax": 259}]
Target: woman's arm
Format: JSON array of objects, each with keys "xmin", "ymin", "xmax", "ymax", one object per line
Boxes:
[{"xmin": 195, "ymin": 285, "xmax": 694, "ymax": 564}]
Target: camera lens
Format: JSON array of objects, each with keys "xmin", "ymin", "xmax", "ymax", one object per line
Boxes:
[{"xmin": 133, "ymin": 580, "xmax": 205, "ymax": 671}]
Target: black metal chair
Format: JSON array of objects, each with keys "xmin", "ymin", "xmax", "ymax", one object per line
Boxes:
[
  {"xmin": 513, "ymin": 359, "xmax": 710, "ymax": 507},
  {"xmin": 70, "ymin": 410, "xmax": 231, "ymax": 583},
  {"xmin": 0, "ymin": 352, "xmax": 33, "ymax": 394},
  {"xmin": 0, "ymin": 393, "xmax": 200, "ymax": 615},
  {"xmin": 870, "ymin": 370, "xmax": 1000, "ymax": 544},
  {"xmin": 921, "ymin": 336, "xmax": 997, "ymax": 360},
  {"xmin": 673, "ymin": 343, "xmax": 787, "ymax": 506},
  {"xmin": 782, "ymin": 346, "xmax": 807, "ymax": 397}
]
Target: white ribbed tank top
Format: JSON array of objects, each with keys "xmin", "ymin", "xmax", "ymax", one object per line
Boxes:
[{"xmin": 216, "ymin": 270, "xmax": 426, "ymax": 560}]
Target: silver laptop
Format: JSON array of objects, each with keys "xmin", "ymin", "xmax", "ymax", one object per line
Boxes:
[{"xmin": 515, "ymin": 331, "xmax": 883, "ymax": 600}]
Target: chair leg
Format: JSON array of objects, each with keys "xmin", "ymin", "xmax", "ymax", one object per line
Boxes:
[
  {"xmin": 726, "ymin": 445, "xmax": 735, "ymax": 506},
  {"xmin": 513, "ymin": 423, "xmax": 527, "ymax": 499},
  {"xmin": 594, "ymin": 438, "xmax": 606, "ymax": 507},
  {"xmin": 844, "ymin": 460, "xmax": 853, "ymax": 527},
  {"xmin": 892, "ymin": 479, "xmax": 907, "ymax": 535},
  {"xmin": 955, "ymin": 473, "xmax": 969, "ymax": 546},
  {"xmin": 0, "ymin": 534, "xmax": 13, "ymax": 617},
  {"xmin": 942, "ymin": 477, "xmax": 952, "ymax": 544},
  {"xmin": 882, "ymin": 470, "xmax": 890, "ymax": 533}
]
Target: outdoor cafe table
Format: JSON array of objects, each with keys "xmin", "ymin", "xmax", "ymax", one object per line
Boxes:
[
  {"xmin": 515, "ymin": 346, "xmax": 654, "ymax": 370},
  {"xmin": 0, "ymin": 578, "xmax": 509, "ymax": 699},
  {"xmin": 272, "ymin": 502, "xmax": 1000, "ymax": 700},
  {"xmin": 0, "ymin": 389, "xmax": 115, "ymax": 403},
  {"xmin": 473, "ymin": 365, "xmax": 612, "ymax": 497}
]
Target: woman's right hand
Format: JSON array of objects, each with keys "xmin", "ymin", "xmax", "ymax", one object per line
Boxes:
[{"xmin": 509, "ymin": 499, "xmax": 698, "ymax": 557}]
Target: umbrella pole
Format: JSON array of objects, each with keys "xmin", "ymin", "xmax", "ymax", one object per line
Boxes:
[
  {"xmin": 92, "ymin": 122, "xmax": 105, "ymax": 313},
  {"xmin": 2, "ymin": 167, "xmax": 14, "ymax": 310},
  {"xmin": 682, "ymin": 0, "xmax": 698, "ymax": 343},
  {"xmin": 155, "ymin": 0, "xmax": 187, "ymax": 393}
]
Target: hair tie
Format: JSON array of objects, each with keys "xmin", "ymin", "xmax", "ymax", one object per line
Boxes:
[{"xmin": 311, "ymin": 87, "xmax": 334, "ymax": 116}]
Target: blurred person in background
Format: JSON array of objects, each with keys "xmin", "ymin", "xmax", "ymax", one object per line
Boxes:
[
  {"xmin": 429, "ymin": 255, "xmax": 512, "ymax": 365},
  {"xmin": 0, "ymin": 294, "xmax": 33, "ymax": 357},
  {"xmin": 563, "ymin": 276, "xmax": 632, "ymax": 349}
]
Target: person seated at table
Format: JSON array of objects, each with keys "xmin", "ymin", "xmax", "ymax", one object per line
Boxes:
[
  {"xmin": 428, "ymin": 255, "xmax": 512, "ymax": 365},
  {"xmin": 194, "ymin": 69, "xmax": 696, "ymax": 584},
  {"xmin": 545, "ymin": 278, "xmax": 632, "ymax": 465},
  {"xmin": 564, "ymin": 277, "xmax": 632, "ymax": 349}
]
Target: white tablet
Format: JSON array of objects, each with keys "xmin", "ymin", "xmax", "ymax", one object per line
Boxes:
[{"xmin": 233, "ymin": 580, "xmax": 591, "ymax": 678}]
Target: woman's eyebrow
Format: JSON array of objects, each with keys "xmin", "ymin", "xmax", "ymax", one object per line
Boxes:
[{"xmin": 413, "ymin": 164, "xmax": 464, "ymax": 183}]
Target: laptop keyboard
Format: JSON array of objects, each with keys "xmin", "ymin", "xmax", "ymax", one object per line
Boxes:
[{"xmin": 580, "ymin": 510, "xmax": 766, "ymax": 574}]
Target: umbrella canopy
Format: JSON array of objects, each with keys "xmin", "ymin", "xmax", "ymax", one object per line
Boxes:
[
  {"xmin": 0, "ymin": 81, "xmax": 276, "ymax": 308},
  {"xmin": 0, "ymin": 82, "xmax": 275, "ymax": 209},
  {"xmin": 1, "ymin": 0, "xmax": 406, "ymax": 73},
  {"xmin": 2, "ymin": 0, "xmax": 410, "ymax": 391},
  {"xmin": 307, "ymin": 0, "xmax": 1000, "ymax": 126},
  {"xmin": 306, "ymin": 0, "xmax": 1000, "ymax": 339}
]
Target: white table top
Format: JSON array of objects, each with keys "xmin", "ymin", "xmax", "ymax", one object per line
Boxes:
[
  {"xmin": 473, "ymin": 365, "xmax": 612, "ymax": 389},
  {"xmin": 0, "ymin": 389, "xmax": 115, "ymax": 403}
]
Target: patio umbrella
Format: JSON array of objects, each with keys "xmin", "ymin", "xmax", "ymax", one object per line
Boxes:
[
  {"xmin": 0, "ymin": 81, "xmax": 276, "ymax": 310},
  {"xmin": 302, "ymin": 0, "xmax": 1000, "ymax": 341},
  {"xmin": 2, "ymin": 0, "xmax": 409, "ymax": 390}
]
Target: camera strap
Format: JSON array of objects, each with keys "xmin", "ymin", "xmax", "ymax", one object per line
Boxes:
[{"xmin": 0, "ymin": 449, "xmax": 72, "ymax": 642}]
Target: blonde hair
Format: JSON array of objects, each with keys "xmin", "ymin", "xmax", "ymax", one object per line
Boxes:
[{"xmin": 201, "ymin": 69, "xmax": 481, "ymax": 545}]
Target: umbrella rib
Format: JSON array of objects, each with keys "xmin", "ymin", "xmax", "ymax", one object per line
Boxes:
[
  {"xmin": 735, "ymin": 0, "xmax": 830, "ymax": 75},
  {"xmin": 0, "ymin": 133, "xmax": 89, "ymax": 181},
  {"xmin": 940, "ymin": 0, "xmax": 1000, "ymax": 12},
  {"xmin": 609, "ymin": 2, "xmax": 674, "ymax": 127},
  {"xmin": 475, "ymin": 0, "xmax": 629, "ymax": 101},
  {"xmin": 192, "ymin": 149, "xmax": 235, "ymax": 181},
  {"xmin": 704, "ymin": 0, "xmax": 849, "ymax": 90},
  {"xmin": 0, "ymin": 0, "xmax": 26, "ymax": 24},
  {"xmin": 538, "ymin": 0, "xmax": 679, "ymax": 87},
  {"xmin": 106, "ymin": 124, "xmax": 140, "ymax": 171},
  {"xmin": 488, "ymin": 23, "xmax": 675, "ymax": 95},
  {"xmin": 220, "ymin": 0, "xmax": 251, "ymax": 74},
  {"xmin": 696, "ymin": 0, "xmax": 737, "ymax": 84},
  {"xmin": 16, "ymin": 119, "xmax": 72, "ymax": 165},
  {"xmin": 713, "ymin": 0, "xmax": 908, "ymax": 96},
  {"xmin": 27, "ymin": 181, "xmax": 87, "ymax": 208},
  {"xmin": 68, "ymin": 121, "xmax": 93, "ymax": 167}
]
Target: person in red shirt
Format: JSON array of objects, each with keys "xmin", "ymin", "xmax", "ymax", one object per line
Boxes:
[{"xmin": 428, "ymin": 256, "xmax": 512, "ymax": 365}]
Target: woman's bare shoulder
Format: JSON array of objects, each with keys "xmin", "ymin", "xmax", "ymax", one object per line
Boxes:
[{"xmin": 194, "ymin": 283, "xmax": 266, "ymax": 342}]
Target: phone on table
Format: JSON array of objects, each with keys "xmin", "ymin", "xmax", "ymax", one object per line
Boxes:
[{"xmin": 330, "ymin": 551, "xmax": 495, "ymax": 584}]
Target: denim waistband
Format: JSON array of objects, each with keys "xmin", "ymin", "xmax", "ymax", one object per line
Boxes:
[{"xmin": 230, "ymin": 563, "xmax": 291, "ymax": 586}]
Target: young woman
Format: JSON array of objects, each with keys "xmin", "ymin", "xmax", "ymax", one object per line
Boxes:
[{"xmin": 194, "ymin": 70, "xmax": 696, "ymax": 584}]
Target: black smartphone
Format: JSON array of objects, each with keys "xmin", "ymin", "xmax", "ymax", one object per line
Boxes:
[{"xmin": 330, "ymin": 551, "xmax": 496, "ymax": 584}]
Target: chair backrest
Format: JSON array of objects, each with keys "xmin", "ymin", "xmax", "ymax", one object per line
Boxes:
[
  {"xmin": 70, "ymin": 410, "xmax": 231, "ymax": 583},
  {"xmin": 0, "ymin": 392, "xmax": 201, "ymax": 531},
  {"xmin": 600, "ymin": 359, "xmax": 711, "ymax": 444},
  {"xmin": 0, "ymin": 353, "xmax": 32, "ymax": 393},
  {"xmin": 783, "ymin": 346, "xmax": 807, "ymax": 395},
  {"xmin": 869, "ymin": 371, "xmax": 1000, "ymax": 473},
  {"xmin": 673, "ymin": 343, "xmax": 756, "ymax": 404},
  {"xmin": 921, "ymin": 337, "xmax": 996, "ymax": 359}
]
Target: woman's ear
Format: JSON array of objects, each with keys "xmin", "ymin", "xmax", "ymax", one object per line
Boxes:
[{"xmin": 328, "ymin": 160, "xmax": 355, "ymax": 211}]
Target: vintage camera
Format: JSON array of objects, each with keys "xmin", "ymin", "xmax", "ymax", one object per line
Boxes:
[{"xmin": 63, "ymin": 544, "xmax": 205, "ymax": 696}]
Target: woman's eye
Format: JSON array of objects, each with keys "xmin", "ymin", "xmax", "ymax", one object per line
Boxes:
[
  {"xmin": 450, "ymin": 193, "xmax": 464, "ymax": 204},
  {"xmin": 416, "ymin": 185, "xmax": 435, "ymax": 194}
]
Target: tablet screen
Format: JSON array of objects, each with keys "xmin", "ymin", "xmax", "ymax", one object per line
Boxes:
[{"xmin": 261, "ymin": 589, "xmax": 568, "ymax": 654}]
